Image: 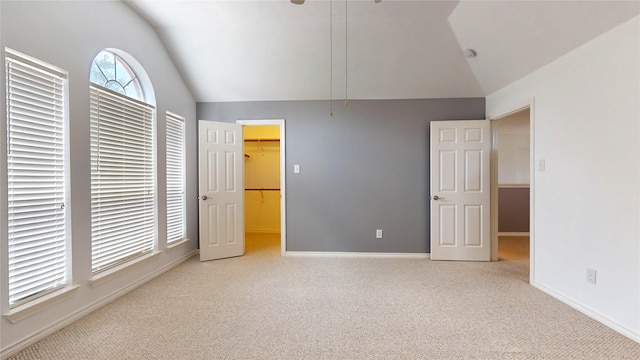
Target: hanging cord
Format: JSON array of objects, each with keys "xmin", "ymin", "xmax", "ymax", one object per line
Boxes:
[
  {"xmin": 330, "ymin": 0, "xmax": 333, "ymax": 116},
  {"xmin": 344, "ymin": 0, "xmax": 348, "ymax": 107}
]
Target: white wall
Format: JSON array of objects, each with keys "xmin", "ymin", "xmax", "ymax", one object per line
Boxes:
[
  {"xmin": 0, "ymin": 1, "xmax": 198, "ymax": 355},
  {"xmin": 497, "ymin": 110, "xmax": 530, "ymax": 185},
  {"xmin": 487, "ymin": 16, "xmax": 640, "ymax": 340}
]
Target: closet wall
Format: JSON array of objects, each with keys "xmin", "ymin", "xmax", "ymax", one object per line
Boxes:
[{"xmin": 244, "ymin": 126, "xmax": 281, "ymax": 233}]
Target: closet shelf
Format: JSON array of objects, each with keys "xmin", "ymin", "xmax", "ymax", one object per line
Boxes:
[
  {"xmin": 244, "ymin": 139, "xmax": 280, "ymax": 142},
  {"xmin": 245, "ymin": 188, "xmax": 280, "ymax": 191}
]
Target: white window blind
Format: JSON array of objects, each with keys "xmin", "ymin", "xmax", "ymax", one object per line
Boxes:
[
  {"xmin": 90, "ymin": 85, "xmax": 155, "ymax": 274},
  {"xmin": 165, "ymin": 112, "xmax": 185, "ymax": 244},
  {"xmin": 6, "ymin": 51, "xmax": 67, "ymax": 307}
]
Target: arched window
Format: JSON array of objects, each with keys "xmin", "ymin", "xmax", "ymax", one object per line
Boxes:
[
  {"xmin": 89, "ymin": 49, "xmax": 156, "ymax": 274},
  {"xmin": 90, "ymin": 50, "xmax": 144, "ymax": 101}
]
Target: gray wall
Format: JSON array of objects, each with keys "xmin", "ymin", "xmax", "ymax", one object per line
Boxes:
[
  {"xmin": 498, "ymin": 188, "xmax": 530, "ymax": 232},
  {"xmin": 197, "ymin": 98, "xmax": 485, "ymax": 253}
]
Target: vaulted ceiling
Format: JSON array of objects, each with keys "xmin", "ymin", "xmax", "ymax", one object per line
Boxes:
[{"xmin": 125, "ymin": 0, "xmax": 639, "ymax": 102}]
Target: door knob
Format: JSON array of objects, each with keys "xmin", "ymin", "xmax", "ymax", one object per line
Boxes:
[
  {"xmin": 432, "ymin": 195, "xmax": 441, "ymax": 200},
  {"xmin": 201, "ymin": 195, "xmax": 208, "ymax": 200}
]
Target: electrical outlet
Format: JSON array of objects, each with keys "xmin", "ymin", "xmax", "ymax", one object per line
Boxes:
[
  {"xmin": 587, "ymin": 268, "xmax": 597, "ymax": 285},
  {"xmin": 376, "ymin": 229, "xmax": 383, "ymax": 239}
]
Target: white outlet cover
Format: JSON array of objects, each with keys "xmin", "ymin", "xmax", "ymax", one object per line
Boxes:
[{"xmin": 587, "ymin": 268, "xmax": 597, "ymax": 284}]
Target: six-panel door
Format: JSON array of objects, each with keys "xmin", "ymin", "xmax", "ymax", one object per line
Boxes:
[
  {"xmin": 198, "ymin": 120, "xmax": 244, "ymax": 261},
  {"xmin": 430, "ymin": 120, "xmax": 491, "ymax": 261}
]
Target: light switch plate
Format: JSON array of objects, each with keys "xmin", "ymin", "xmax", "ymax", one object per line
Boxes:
[
  {"xmin": 538, "ymin": 159, "xmax": 546, "ymax": 172},
  {"xmin": 294, "ymin": 164, "xmax": 300, "ymax": 174}
]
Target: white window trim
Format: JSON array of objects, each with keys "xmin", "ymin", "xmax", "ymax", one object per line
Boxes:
[
  {"xmin": 5, "ymin": 48, "xmax": 71, "ymax": 309},
  {"xmin": 3, "ymin": 284, "xmax": 80, "ymax": 324},
  {"xmin": 89, "ymin": 250, "xmax": 161, "ymax": 288},
  {"xmin": 166, "ymin": 238, "xmax": 190, "ymax": 250},
  {"xmin": 165, "ymin": 111, "xmax": 186, "ymax": 245},
  {"xmin": 89, "ymin": 85, "xmax": 157, "ymax": 274}
]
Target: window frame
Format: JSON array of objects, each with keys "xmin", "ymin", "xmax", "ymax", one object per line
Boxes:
[
  {"xmin": 165, "ymin": 111, "xmax": 186, "ymax": 245},
  {"xmin": 89, "ymin": 50, "xmax": 145, "ymax": 102},
  {"xmin": 89, "ymin": 49, "xmax": 157, "ymax": 276},
  {"xmin": 4, "ymin": 48, "xmax": 72, "ymax": 309}
]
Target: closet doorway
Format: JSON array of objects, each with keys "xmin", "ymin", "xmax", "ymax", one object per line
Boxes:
[{"xmin": 237, "ymin": 120, "xmax": 286, "ymax": 256}]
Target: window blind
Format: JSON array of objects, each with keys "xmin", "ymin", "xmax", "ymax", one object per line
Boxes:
[
  {"xmin": 90, "ymin": 86, "xmax": 155, "ymax": 274},
  {"xmin": 165, "ymin": 112, "xmax": 185, "ymax": 244},
  {"xmin": 6, "ymin": 52, "xmax": 67, "ymax": 307}
]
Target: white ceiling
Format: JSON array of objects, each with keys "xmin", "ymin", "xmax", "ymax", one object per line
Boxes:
[{"xmin": 125, "ymin": 0, "xmax": 640, "ymax": 102}]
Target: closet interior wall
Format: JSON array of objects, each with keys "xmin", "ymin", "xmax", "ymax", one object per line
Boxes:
[{"xmin": 244, "ymin": 126, "xmax": 281, "ymax": 233}]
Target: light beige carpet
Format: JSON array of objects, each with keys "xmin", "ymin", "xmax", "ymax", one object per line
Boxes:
[{"xmin": 7, "ymin": 234, "xmax": 639, "ymax": 359}]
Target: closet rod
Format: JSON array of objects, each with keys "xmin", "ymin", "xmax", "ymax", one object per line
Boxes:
[
  {"xmin": 244, "ymin": 139, "xmax": 280, "ymax": 142},
  {"xmin": 245, "ymin": 188, "xmax": 280, "ymax": 191}
]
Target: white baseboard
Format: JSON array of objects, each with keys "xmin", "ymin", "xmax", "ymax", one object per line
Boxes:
[
  {"xmin": 1, "ymin": 250, "xmax": 198, "ymax": 359},
  {"xmin": 498, "ymin": 232, "xmax": 530, "ymax": 236},
  {"xmin": 285, "ymin": 251, "xmax": 430, "ymax": 259},
  {"xmin": 531, "ymin": 281, "xmax": 639, "ymax": 343}
]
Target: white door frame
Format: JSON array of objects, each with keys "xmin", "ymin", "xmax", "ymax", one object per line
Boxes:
[
  {"xmin": 489, "ymin": 98, "xmax": 535, "ymax": 284},
  {"xmin": 237, "ymin": 119, "xmax": 286, "ymax": 256}
]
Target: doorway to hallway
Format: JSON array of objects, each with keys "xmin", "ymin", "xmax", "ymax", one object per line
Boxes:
[{"xmin": 495, "ymin": 108, "xmax": 530, "ymax": 262}]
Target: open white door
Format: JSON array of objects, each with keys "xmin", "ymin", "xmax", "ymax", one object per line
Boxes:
[
  {"xmin": 198, "ymin": 120, "xmax": 244, "ymax": 261},
  {"xmin": 430, "ymin": 120, "xmax": 491, "ymax": 261}
]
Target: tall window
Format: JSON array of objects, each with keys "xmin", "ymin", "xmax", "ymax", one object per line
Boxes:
[
  {"xmin": 89, "ymin": 50, "xmax": 155, "ymax": 274},
  {"xmin": 5, "ymin": 49, "xmax": 68, "ymax": 307},
  {"xmin": 165, "ymin": 112, "xmax": 185, "ymax": 244}
]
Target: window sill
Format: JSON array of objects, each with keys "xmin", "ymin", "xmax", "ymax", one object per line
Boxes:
[
  {"xmin": 4, "ymin": 284, "xmax": 81, "ymax": 324},
  {"xmin": 166, "ymin": 238, "xmax": 190, "ymax": 250},
  {"xmin": 89, "ymin": 251, "xmax": 162, "ymax": 288}
]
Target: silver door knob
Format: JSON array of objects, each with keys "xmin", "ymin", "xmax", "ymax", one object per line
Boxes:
[
  {"xmin": 201, "ymin": 195, "xmax": 208, "ymax": 200},
  {"xmin": 432, "ymin": 195, "xmax": 441, "ymax": 200}
]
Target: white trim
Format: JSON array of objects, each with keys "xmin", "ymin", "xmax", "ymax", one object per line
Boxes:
[
  {"xmin": 89, "ymin": 251, "xmax": 162, "ymax": 288},
  {"xmin": 5, "ymin": 52, "xmax": 70, "ymax": 307},
  {"xmin": 498, "ymin": 184, "xmax": 530, "ymax": 189},
  {"xmin": 490, "ymin": 120, "xmax": 499, "ymax": 261},
  {"xmin": 285, "ymin": 251, "xmax": 430, "ymax": 259},
  {"xmin": 237, "ymin": 119, "xmax": 287, "ymax": 256},
  {"xmin": 532, "ymin": 281, "xmax": 639, "ymax": 342},
  {"xmin": 498, "ymin": 232, "xmax": 530, "ymax": 237},
  {"xmin": 0, "ymin": 251, "xmax": 197, "ymax": 359},
  {"xmin": 529, "ymin": 100, "xmax": 536, "ymax": 286},
  {"xmin": 4, "ymin": 285, "xmax": 80, "ymax": 324},
  {"xmin": 102, "ymin": 48, "xmax": 156, "ymax": 105},
  {"xmin": 165, "ymin": 111, "xmax": 187, "ymax": 246},
  {"xmin": 166, "ymin": 238, "xmax": 190, "ymax": 250},
  {"xmin": 5, "ymin": 47, "xmax": 67, "ymax": 78},
  {"xmin": 89, "ymin": 85, "xmax": 156, "ymax": 273}
]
